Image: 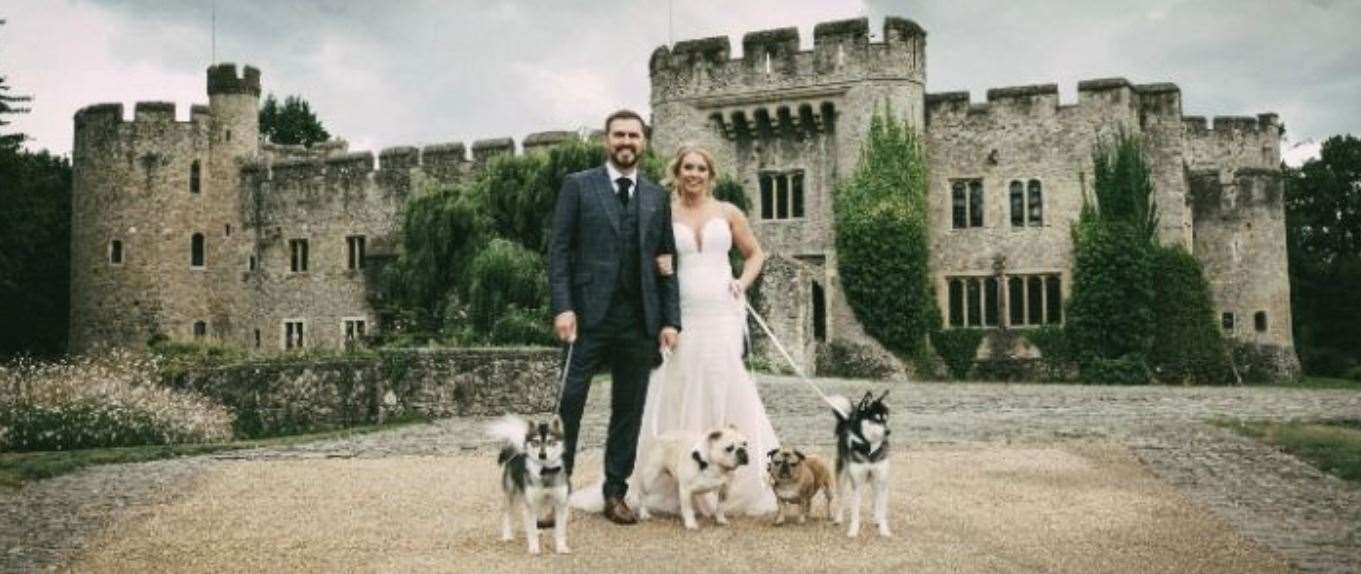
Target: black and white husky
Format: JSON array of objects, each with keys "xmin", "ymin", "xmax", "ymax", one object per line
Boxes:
[
  {"xmin": 829, "ymin": 390, "xmax": 892, "ymax": 538},
  {"xmin": 486, "ymin": 415, "xmax": 571, "ymax": 555}
]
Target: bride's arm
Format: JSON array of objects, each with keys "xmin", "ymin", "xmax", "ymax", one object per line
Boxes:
[{"xmin": 727, "ymin": 203, "xmax": 766, "ymax": 292}]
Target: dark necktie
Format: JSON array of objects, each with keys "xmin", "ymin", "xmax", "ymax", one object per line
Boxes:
[{"xmin": 616, "ymin": 177, "xmax": 632, "ymax": 208}]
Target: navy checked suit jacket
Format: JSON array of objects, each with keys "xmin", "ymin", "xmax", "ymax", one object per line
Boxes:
[{"xmin": 548, "ymin": 165, "xmax": 682, "ymax": 337}]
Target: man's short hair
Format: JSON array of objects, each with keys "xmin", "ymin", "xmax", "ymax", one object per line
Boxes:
[{"xmin": 604, "ymin": 109, "xmax": 649, "ymax": 137}]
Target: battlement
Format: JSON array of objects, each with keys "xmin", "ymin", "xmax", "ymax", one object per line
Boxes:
[
  {"xmin": 73, "ymin": 100, "xmax": 214, "ymax": 151},
  {"xmin": 207, "ymin": 63, "xmax": 261, "ymax": 97},
  {"xmin": 523, "ymin": 131, "xmax": 579, "ymax": 153},
  {"xmin": 1184, "ymin": 114, "xmax": 1280, "ymax": 135},
  {"xmin": 472, "ymin": 137, "xmax": 514, "ymax": 163},
  {"xmin": 926, "ymin": 78, "xmax": 1186, "ymax": 123},
  {"xmin": 650, "ymin": 17, "xmax": 925, "ymax": 101}
]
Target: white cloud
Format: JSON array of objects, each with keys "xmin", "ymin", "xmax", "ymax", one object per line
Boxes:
[{"xmin": 5, "ymin": 0, "xmax": 1359, "ymax": 160}]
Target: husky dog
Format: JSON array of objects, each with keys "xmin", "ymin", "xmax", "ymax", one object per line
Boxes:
[
  {"xmin": 635, "ymin": 425, "xmax": 751, "ymax": 530},
  {"xmin": 828, "ymin": 391, "xmax": 892, "ymax": 538},
  {"xmin": 486, "ymin": 415, "xmax": 571, "ymax": 555}
]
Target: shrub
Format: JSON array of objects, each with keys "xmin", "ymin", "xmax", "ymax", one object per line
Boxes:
[
  {"xmin": 815, "ymin": 339, "xmax": 897, "ymax": 380},
  {"xmin": 1081, "ymin": 354, "xmax": 1151, "ymax": 385},
  {"xmin": 0, "ymin": 350, "xmax": 234, "ymax": 451},
  {"xmin": 466, "ymin": 238, "xmax": 549, "ymax": 338},
  {"xmin": 1148, "ymin": 245, "xmax": 1231, "ymax": 384},
  {"xmin": 932, "ymin": 329, "xmax": 986, "ymax": 380},
  {"xmin": 834, "ymin": 108, "xmax": 939, "ymax": 359},
  {"xmin": 1022, "ymin": 325, "xmax": 1076, "ymax": 381},
  {"xmin": 1067, "ymin": 130, "xmax": 1158, "ymax": 372},
  {"xmin": 490, "ymin": 306, "xmax": 555, "ymax": 347}
]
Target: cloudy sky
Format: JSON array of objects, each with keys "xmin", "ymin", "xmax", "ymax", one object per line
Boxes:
[{"xmin": 4, "ymin": 0, "xmax": 1358, "ymax": 165}]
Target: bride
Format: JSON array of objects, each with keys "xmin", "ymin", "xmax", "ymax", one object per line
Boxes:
[{"xmin": 572, "ymin": 145, "xmax": 780, "ymax": 517}]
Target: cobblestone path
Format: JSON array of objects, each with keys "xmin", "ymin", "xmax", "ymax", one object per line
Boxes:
[{"xmin": 4, "ymin": 378, "xmax": 1359, "ymax": 572}]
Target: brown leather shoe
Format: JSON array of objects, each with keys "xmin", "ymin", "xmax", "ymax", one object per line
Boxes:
[{"xmin": 603, "ymin": 496, "xmax": 638, "ymax": 525}]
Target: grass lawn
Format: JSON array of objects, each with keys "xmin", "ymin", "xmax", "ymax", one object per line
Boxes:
[
  {"xmin": 0, "ymin": 419, "xmax": 424, "ymax": 489},
  {"xmin": 1215, "ymin": 418, "xmax": 1361, "ymax": 485}
]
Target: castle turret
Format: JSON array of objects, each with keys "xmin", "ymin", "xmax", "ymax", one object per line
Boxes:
[
  {"xmin": 69, "ymin": 64, "xmax": 261, "ymax": 353},
  {"xmin": 649, "ymin": 16, "xmax": 927, "ymax": 372}
]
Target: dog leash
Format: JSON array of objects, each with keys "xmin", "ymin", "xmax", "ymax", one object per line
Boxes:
[
  {"xmin": 552, "ymin": 342, "xmax": 574, "ymax": 414},
  {"xmin": 743, "ymin": 300, "xmax": 848, "ymax": 419}
]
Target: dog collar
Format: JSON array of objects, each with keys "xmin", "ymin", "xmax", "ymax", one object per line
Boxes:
[{"xmin": 691, "ymin": 450, "xmax": 709, "ymax": 472}]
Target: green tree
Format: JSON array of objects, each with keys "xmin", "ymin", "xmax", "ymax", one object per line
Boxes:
[
  {"xmin": 1148, "ymin": 245, "xmax": 1230, "ymax": 383},
  {"xmin": 1286, "ymin": 134, "xmax": 1361, "ymax": 375},
  {"xmin": 833, "ymin": 108, "xmax": 939, "ymax": 360},
  {"xmin": 0, "ymin": 150, "xmax": 73, "ymax": 358},
  {"xmin": 1066, "ymin": 131, "xmax": 1159, "ymax": 380},
  {"xmin": 258, "ymin": 94, "xmax": 330, "ymax": 147},
  {"xmin": 1, "ymin": 19, "xmax": 33, "ymax": 152}
]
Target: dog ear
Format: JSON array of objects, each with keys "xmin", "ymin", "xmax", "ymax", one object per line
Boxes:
[
  {"xmin": 550, "ymin": 415, "xmax": 564, "ymax": 434},
  {"xmin": 877, "ymin": 389, "xmax": 890, "ymax": 403},
  {"xmin": 708, "ymin": 430, "xmax": 724, "ymax": 443},
  {"xmin": 794, "ymin": 449, "xmax": 806, "ymax": 461},
  {"xmin": 767, "ymin": 448, "xmax": 780, "ymax": 458}
]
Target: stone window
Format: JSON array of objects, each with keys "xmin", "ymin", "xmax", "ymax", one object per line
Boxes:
[
  {"xmin": 283, "ymin": 319, "xmax": 306, "ymax": 351},
  {"xmin": 253, "ymin": 328, "xmax": 261, "ymax": 349},
  {"xmin": 811, "ymin": 282, "xmax": 827, "ymax": 342},
  {"xmin": 193, "ymin": 320, "xmax": 206, "ymax": 339},
  {"xmin": 109, "ymin": 239, "xmax": 124, "ymax": 265},
  {"xmin": 190, "ymin": 160, "xmax": 201, "ymax": 194},
  {"xmin": 346, "ymin": 235, "xmax": 366, "ymax": 270},
  {"xmin": 1010, "ymin": 181, "xmax": 1025, "ymax": 227},
  {"xmin": 225, "ymin": 129, "xmax": 232, "ymax": 142},
  {"xmin": 1221, "ymin": 312, "xmax": 1235, "ymax": 332},
  {"xmin": 1045, "ymin": 276, "xmax": 1062, "ymax": 324},
  {"xmin": 759, "ymin": 171, "xmax": 805, "ymax": 220},
  {"xmin": 1008, "ymin": 277, "xmax": 1025, "ymax": 326},
  {"xmin": 1254, "ymin": 311, "xmax": 1267, "ymax": 332},
  {"xmin": 225, "ymin": 224, "xmax": 232, "ymax": 237},
  {"xmin": 289, "ymin": 239, "xmax": 309, "ymax": 273},
  {"xmin": 947, "ymin": 276, "xmax": 1000, "ymax": 328},
  {"xmin": 343, "ymin": 318, "xmax": 368, "ymax": 346},
  {"xmin": 1010, "ymin": 179, "xmax": 1044, "ymax": 227},
  {"xmin": 1003, "ymin": 273, "xmax": 1062, "ymax": 326},
  {"xmin": 952, "ymin": 179, "xmax": 984, "ymax": 229},
  {"xmin": 984, "ymin": 277, "xmax": 1000, "ymax": 326},
  {"xmin": 247, "ymin": 254, "xmax": 257, "ymax": 271},
  {"xmin": 1027, "ymin": 180, "xmax": 1044, "ymax": 226},
  {"xmin": 190, "ymin": 233, "xmax": 205, "ymax": 268},
  {"xmin": 948, "ymin": 278, "xmax": 964, "ymax": 327}
]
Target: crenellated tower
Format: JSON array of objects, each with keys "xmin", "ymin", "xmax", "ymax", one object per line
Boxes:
[
  {"xmin": 650, "ymin": 16, "xmax": 927, "ymax": 370},
  {"xmin": 68, "ymin": 65, "xmax": 259, "ymax": 352}
]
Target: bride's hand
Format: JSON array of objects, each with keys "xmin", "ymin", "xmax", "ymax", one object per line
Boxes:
[
  {"xmin": 729, "ymin": 279, "xmax": 746, "ymax": 299},
  {"xmin": 656, "ymin": 254, "xmax": 674, "ymax": 277}
]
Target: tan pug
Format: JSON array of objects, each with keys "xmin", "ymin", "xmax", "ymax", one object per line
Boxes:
[
  {"xmin": 635, "ymin": 425, "xmax": 750, "ymax": 530},
  {"xmin": 765, "ymin": 448, "xmax": 835, "ymax": 525}
]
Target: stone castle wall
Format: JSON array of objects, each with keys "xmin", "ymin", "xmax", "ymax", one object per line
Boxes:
[
  {"xmin": 649, "ymin": 17, "xmax": 927, "ymax": 371},
  {"xmin": 69, "ymin": 17, "xmax": 1300, "ymax": 378}
]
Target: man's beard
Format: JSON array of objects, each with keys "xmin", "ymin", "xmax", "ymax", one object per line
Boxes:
[{"xmin": 611, "ymin": 146, "xmax": 639, "ymax": 168}]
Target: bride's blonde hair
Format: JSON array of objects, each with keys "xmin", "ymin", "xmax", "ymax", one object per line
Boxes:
[{"xmin": 662, "ymin": 145, "xmax": 718, "ymax": 197}]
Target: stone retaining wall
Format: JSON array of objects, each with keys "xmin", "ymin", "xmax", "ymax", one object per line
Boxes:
[{"xmin": 163, "ymin": 347, "xmax": 561, "ymax": 437}]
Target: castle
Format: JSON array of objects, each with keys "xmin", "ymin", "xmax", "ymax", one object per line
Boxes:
[{"xmin": 69, "ymin": 17, "xmax": 1300, "ymax": 378}]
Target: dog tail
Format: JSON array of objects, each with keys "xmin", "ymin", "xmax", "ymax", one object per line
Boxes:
[
  {"xmin": 486, "ymin": 415, "xmax": 528, "ymax": 464},
  {"xmin": 827, "ymin": 394, "xmax": 852, "ymax": 421}
]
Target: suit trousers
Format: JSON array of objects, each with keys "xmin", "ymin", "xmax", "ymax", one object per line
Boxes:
[{"xmin": 558, "ymin": 290, "xmax": 655, "ymax": 500}]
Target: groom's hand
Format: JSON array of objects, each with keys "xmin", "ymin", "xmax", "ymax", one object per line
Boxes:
[
  {"xmin": 659, "ymin": 326, "xmax": 678, "ymax": 352},
  {"xmin": 555, "ymin": 311, "xmax": 578, "ymax": 343}
]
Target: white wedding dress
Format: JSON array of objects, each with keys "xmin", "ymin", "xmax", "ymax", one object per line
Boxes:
[{"xmin": 571, "ymin": 216, "xmax": 780, "ymax": 517}]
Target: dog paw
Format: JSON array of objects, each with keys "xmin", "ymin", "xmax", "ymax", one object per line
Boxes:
[
  {"xmin": 528, "ymin": 545, "xmax": 542, "ymax": 555},
  {"xmin": 684, "ymin": 521, "xmax": 699, "ymax": 531},
  {"xmin": 556, "ymin": 545, "xmax": 572, "ymax": 555},
  {"xmin": 715, "ymin": 516, "xmax": 729, "ymax": 526}
]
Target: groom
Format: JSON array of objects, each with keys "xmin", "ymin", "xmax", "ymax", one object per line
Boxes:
[{"xmin": 548, "ymin": 110, "xmax": 681, "ymax": 524}]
